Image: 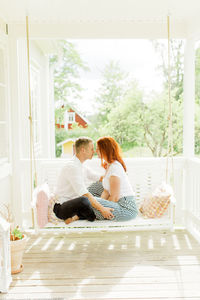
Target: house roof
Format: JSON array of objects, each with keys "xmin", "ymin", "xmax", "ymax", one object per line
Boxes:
[
  {"xmin": 67, "ymin": 106, "xmax": 91, "ymax": 125},
  {"xmin": 1, "ymin": 0, "xmax": 200, "ymax": 38},
  {"xmin": 57, "ymin": 138, "xmax": 75, "ymax": 147}
]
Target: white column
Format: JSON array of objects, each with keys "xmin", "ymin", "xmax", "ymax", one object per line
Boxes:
[
  {"xmin": 183, "ymin": 38, "xmax": 195, "ymax": 157},
  {"xmin": 8, "ymin": 35, "xmax": 23, "ymax": 226},
  {"xmin": 8, "ymin": 29, "xmax": 32, "ymax": 228}
]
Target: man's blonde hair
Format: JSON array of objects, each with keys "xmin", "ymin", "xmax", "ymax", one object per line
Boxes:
[{"xmin": 75, "ymin": 137, "xmax": 93, "ymax": 154}]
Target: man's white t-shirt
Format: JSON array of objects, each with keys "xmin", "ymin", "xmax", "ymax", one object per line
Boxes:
[
  {"xmin": 102, "ymin": 160, "xmax": 135, "ymax": 199},
  {"xmin": 55, "ymin": 156, "xmax": 100, "ymax": 203}
]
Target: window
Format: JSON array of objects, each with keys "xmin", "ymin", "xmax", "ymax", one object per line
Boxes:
[{"xmin": 68, "ymin": 112, "xmax": 75, "ymax": 123}]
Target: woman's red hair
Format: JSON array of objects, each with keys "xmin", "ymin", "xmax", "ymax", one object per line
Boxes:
[{"xmin": 97, "ymin": 136, "xmax": 126, "ymax": 172}]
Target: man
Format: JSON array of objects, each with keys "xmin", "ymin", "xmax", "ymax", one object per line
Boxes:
[{"xmin": 55, "ymin": 137, "xmax": 114, "ymax": 222}]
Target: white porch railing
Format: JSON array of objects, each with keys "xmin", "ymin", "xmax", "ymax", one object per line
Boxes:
[{"xmin": 184, "ymin": 158, "xmax": 200, "ymax": 243}]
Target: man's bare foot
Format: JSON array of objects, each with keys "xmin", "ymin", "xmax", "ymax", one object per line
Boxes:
[
  {"xmin": 65, "ymin": 215, "xmax": 79, "ymax": 224},
  {"xmin": 65, "ymin": 217, "xmax": 73, "ymax": 224}
]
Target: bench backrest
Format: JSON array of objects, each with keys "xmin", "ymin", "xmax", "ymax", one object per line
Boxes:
[{"xmin": 37, "ymin": 158, "xmax": 167, "ymax": 205}]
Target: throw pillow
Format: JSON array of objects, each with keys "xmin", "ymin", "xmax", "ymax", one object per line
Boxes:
[
  {"xmin": 139, "ymin": 182, "xmax": 174, "ymax": 218},
  {"xmin": 34, "ymin": 183, "xmax": 50, "ymax": 228},
  {"xmin": 48, "ymin": 195, "xmax": 61, "ymax": 224}
]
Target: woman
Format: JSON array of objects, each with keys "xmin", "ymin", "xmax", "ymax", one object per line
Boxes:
[{"xmin": 93, "ymin": 136, "xmax": 138, "ymax": 221}]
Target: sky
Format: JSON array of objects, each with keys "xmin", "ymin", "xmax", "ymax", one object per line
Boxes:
[{"xmin": 68, "ymin": 39, "xmax": 165, "ymax": 115}]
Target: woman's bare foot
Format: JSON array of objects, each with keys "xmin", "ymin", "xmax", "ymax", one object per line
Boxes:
[{"xmin": 65, "ymin": 215, "xmax": 79, "ymax": 224}]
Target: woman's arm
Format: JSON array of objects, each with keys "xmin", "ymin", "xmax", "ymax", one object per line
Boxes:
[{"xmin": 108, "ymin": 176, "xmax": 120, "ymax": 202}]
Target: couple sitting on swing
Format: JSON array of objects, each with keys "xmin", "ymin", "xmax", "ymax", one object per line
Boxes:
[{"xmin": 53, "ymin": 136, "xmax": 138, "ymax": 224}]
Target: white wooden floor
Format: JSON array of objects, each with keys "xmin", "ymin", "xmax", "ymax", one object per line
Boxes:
[{"xmin": 1, "ymin": 229, "xmax": 200, "ymax": 299}]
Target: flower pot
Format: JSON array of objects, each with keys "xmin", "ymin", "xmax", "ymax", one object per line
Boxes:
[{"xmin": 10, "ymin": 235, "xmax": 27, "ymax": 274}]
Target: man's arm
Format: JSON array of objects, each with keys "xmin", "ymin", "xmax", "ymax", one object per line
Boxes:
[
  {"xmin": 67, "ymin": 165, "xmax": 114, "ymax": 220},
  {"xmin": 83, "ymin": 192, "xmax": 114, "ymax": 220},
  {"xmin": 84, "ymin": 165, "xmax": 103, "ymax": 182}
]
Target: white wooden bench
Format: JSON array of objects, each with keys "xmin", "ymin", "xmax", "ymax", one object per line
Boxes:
[{"xmin": 32, "ymin": 158, "xmax": 176, "ymax": 232}]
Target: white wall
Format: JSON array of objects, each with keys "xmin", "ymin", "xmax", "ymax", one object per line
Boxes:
[
  {"xmin": 17, "ymin": 39, "xmax": 53, "ymax": 159},
  {"xmin": 8, "ymin": 33, "xmax": 54, "ymax": 226}
]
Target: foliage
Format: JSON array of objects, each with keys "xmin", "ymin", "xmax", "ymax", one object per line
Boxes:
[
  {"xmin": 195, "ymin": 103, "xmax": 200, "ymax": 154},
  {"xmin": 95, "ymin": 61, "xmax": 128, "ymax": 125},
  {"xmin": 10, "ymin": 226, "xmax": 24, "ymax": 241},
  {"xmin": 54, "ymin": 39, "xmax": 186, "ymax": 157},
  {"xmin": 152, "ymin": 40, "xmax": 184, "ymax": 102},
  {"xmin": 141, "ymin": 91, "xmax": 183, "ymax": 156},
  {"xmin": 195, "ymin": 47, "xmax": 200, "ymax": 155},
  {"xmin": 50, "ymin": 40, "xmax": 89, "ymax": 131},
  {"xmin": 55, "ymin": 124, "xmax": 100, "ymax": 157},
  {"xmin": 50, "ymin": 40, "xmax": 88, "ymax": 103},
  {"xmin": 195, "ymin": 47, "xmax": 200, "ymax": 105},
  {"xmin": 55, "ymin": 128, "xmax": 68, "ymax": 157},
  {"xmin": 99, "ymin": 81, "xmax": 144, "ymax": 146},
  {"xmin": 0, "ymin": 204, "xmax": 24, "ymax": 241}
]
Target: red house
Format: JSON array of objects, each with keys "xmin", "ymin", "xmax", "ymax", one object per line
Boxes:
[
  {"xmin": 66, "ymin": 108, "xmax": 90, "ymax": 130},
  {"xmin": 56, "ymin": 107, "xmax": 90, "ymax": 130}
]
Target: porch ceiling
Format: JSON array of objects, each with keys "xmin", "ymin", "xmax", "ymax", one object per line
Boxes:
[{"xmin": 1, "ymin": 0, "xmax": 200, "ymax": 38}]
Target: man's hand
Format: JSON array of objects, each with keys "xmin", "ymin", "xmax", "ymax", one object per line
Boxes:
[
  {"xmin": 83, "ymin": 192, "xmax": 114, "ymax": 220},
  {"xmin": 101, "ymin": 207, "xmax": 114, "ymax": 220}
]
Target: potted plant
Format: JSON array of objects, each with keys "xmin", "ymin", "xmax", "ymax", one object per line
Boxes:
[{"xmin": 0, "ymin": 204, "xmax": 27, "ymax": 274}]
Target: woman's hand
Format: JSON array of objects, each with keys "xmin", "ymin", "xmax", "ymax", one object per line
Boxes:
[
  {"xmin": 101, "ymin": 207, "xmax": 114, "ymax": 219},
  {"xmin": 99, "ymin": 175, "xmax": 104, "ymax": 182}
]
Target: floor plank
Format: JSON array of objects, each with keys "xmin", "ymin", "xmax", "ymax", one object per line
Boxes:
[{"xmin": 1, "ymin": 229, "xmax": 200, "ymax": 299}]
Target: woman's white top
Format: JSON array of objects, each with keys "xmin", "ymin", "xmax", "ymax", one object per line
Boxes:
[{"xmin": 102, "ymin": 160, "xmax": 135, "ymax": 198}]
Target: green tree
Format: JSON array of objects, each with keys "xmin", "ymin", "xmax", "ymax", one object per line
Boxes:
[
  {"xmin": 195, "ymin": 47, "xmax": 200, "ymax": 105},
  {"xmin": 152, "ymin": 40, "xmax": 184, "ymax": 102},
  {"xmin": 146, "ymin": 39, "xmax": 184, "ymax": 156},
  {"xmin": 141, "ymin": 91, "xmax": 183, "ymax": 156},
  {"xmin": 100, "ymin": 81, "xmax": 144, "ymax": 147},
  {"xmin": 50, "ymin": 40, "xmax": 88, "ymax": 103},
  {"xmin": 195, "ymin": 46, "xmax": 200, "ymax": 154},
  {"xmin": 50, "ymin": 40, "xmax": 88, "ymax": 126},
  {"xmin": 95, "ymin": 61, "xmax": 128, "ymax": 125},
  {"xmin": 50, "ymin": 40, "xmax": 89, "ymax": 156}
]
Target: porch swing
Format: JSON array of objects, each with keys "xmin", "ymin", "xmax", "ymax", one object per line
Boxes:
[{"xmin": 29, "ymin": 16, "xmax": 176, "ymax": 232}]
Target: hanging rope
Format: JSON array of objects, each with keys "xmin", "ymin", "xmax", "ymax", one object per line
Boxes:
[
  {"xmin": 166, "ymin": 15, "xmax": 174, "ymax": 185},
  {"xmin": 165, "ymin": 15, "xmax": 175, "ymax": 225},
  {"xmin": 26, "ymin": 15, "xmax": 37, "ymax": 228}
]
